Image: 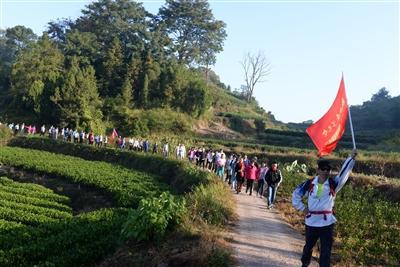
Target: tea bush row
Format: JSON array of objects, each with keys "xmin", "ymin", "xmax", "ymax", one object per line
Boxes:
[
  {"xmin": 0, "ymin": 146, "xmax": 168, "ymax": 207},
  {"xmin": 9, "ymin": 137, "xmax": 211, "ymax": 193},
  {"xmin": 0, "ymin": 207, "xmax": 128, "ymax": 266}
]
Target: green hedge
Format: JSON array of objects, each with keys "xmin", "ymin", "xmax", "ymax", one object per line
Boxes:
[
  {"xmin": 0, "ymin": 177, "xmax": 129, "ymax": 266},
  {"xmin": 0, "ymin": 146, "xmax": 167, "ymax": 207},
  {"xmin": 8, "ymin": 137, "xmax": 212, "ymax": 193},
  {"xmin": 0, "ymin": 208, "xmax": 128, "ymax": 266}
]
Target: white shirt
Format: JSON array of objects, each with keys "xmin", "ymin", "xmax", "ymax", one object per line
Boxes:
[{"xmin": 292, "ymin": 156, "xmax": 355, "ymax": 227}]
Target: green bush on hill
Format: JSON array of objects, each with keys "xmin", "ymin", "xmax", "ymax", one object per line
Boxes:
[
  {"xmin": 9, "ymin": 137, "xmax": 212, "ymax": 192},
  {"xmin": 122, "ymin": 192, "xmax": 187, "ymax": 242},
  {"xmin": 0, "ymin": 125, "xmax": 12, "ymax": 141},
  {"xmin": 0, "ymin": 146, "xmax": 168, "ymax": 207}
]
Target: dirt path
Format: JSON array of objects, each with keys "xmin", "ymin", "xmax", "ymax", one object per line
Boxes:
[{"xmin": 230, "ymin": 191, "xmax": 318, "ymax": 267}]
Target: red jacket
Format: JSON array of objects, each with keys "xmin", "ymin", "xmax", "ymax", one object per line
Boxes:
[{"xmin": 245, "ymin": 164, "xmax": 259, "ymax": 180}]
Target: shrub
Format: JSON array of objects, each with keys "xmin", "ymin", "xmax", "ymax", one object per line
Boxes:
[
  {"xmin": 187, "ymin": 181, "xmax": 235, "ymax": 226},
  {"xmin": 121, "ymin": 192, "xmax": 186, "ymax": 241},
  {"xmin": 0, "ymin": 125, "xmax": 12, "ymax": 141}
]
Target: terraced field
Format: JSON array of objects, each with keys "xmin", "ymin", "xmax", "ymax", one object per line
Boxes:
[
  {"xmin": 0, "ymin": 176, "xmax": 129, "ymax": 266},
  {"xmin": 0, "ymin": 146, "xmax": 175, "ymax": 266}
]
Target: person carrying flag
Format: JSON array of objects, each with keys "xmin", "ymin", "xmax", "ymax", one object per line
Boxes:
[
  {"xmin": 293, "ymin": 75, "xmax": 358, "ymax": 266},
  {"xmin": 292, "ymin": 150, "xmax": 357, "ymax": 266}
]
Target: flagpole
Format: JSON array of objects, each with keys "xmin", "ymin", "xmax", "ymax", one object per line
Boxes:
[
  {"xmin": 348, "ymin": 106, "xmax": 356, "ymax": 150},
  {"xmin": 342, "ymin": 72, "xmax": 356, "ymax": 150}
]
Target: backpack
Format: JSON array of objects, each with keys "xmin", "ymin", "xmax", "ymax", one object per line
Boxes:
[{"xmin": 304, "ymin": 177, "xmax": 337, "ymax": 197}]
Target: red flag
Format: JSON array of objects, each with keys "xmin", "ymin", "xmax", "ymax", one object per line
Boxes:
[
  {"xmin": 306, "ymin": 77, "xmax": 349, "ymax": 156},
  {"xmin": 111, "ymin": 128, "xmax": 118, "ymax": 139}
]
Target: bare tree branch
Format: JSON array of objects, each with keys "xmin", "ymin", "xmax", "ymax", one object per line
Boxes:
[{"xmin": 240, "ymin": 51, "xmax": 271, "ymax": 102}]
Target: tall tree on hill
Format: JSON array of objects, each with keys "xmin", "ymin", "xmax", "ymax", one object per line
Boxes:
[
  {"xmin": 0, "ymin": 26, "xmax": 37, "ymax": 93},
  {"xmin": 158, "ymin": 0, "xmax": 226, "ymax": 67},
  {"xmin": 120, "ymin": 76, "xmax": 133, "ymax": 109},
  {"xmin": 10, "ymin": 34, "xmax": 64, "ymax": 118},
  {"xmin": 51, "ymin": 56, "xmax": 103, "ymax": 131},
  {"xmin": 64, "ymin": 30, "xmax": 99, "ymax": 67},
  {"xmin": 127, "ymin": 52, "xmax": 142, "ymax": 106},
  {"xmin": 240, "ymin": 51, "xmax": 271, "ymax": 102},
  {"xmin": 47, "ymin": 18, "xmax": 74, "ymax": 44},
  {"xmin": 142, "ymin": 50, "xmax": 161, "ymax": 107},
  {"xmin": 181, "ymin": 79, "xmax": 210, "ymax": 117},
  {"xmin": 74, "ymin": 0, "xmax": 149, "ymax": 59},
  {"xmin": 100, "ymin": 37, "xmax": 124, "ymax": 98}
]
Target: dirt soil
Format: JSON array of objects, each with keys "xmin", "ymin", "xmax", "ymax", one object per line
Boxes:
[
  {"xmin": 229, "ymin": 191, "xmax": 318, "ymax": 267},
  {"xmin": 194, "ymin": 120, "xmax": 243, "ymax": 140}
]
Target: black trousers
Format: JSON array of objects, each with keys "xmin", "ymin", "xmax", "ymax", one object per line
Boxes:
[
  {"xmin": 301, "ymin": 224, "xmax": 334, "ymax": 267},
  {"xmin": 245, "ymin": 179, "xmax": 254, "ymax": 195}
]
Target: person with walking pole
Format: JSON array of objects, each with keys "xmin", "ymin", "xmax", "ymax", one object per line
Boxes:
[{"xmin": 292, "ymin": 76, "xmax": 357, "ymax": 266}]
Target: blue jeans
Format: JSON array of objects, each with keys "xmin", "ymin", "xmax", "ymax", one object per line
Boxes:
[
  {"xmin": 267, "ymin": 185, "xmax": 277, "ymax": 206},
  {"xmin": 257, "ymin": 180, "xmax": 264, "ymax": 196}
]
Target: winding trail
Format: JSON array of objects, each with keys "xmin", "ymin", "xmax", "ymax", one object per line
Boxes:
[{"xmin": 230, "ymin": 191, "xmax": 318, "ymax": 267}]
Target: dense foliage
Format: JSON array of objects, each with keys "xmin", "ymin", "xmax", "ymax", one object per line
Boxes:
[
  {"xmin": 0, "ymin": 0, "xmax": 226, "ymax": 132},
  {"xmin": 121, "ymin": 192, "xmax": 187, "ymax": 241}
]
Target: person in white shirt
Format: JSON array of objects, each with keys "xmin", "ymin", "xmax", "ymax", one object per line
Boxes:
[
  {"xmin": 162, "ymin": 142, "xmax": 169, "ymax": 158},
  {"xmin": 292, "ymin": 149, "xmax": 357, "ymax": 267}
]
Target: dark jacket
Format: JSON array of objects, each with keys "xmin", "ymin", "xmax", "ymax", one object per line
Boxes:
[{"xmin": 265, "ymin": 169, "xmax": 282, "ymax": 187}]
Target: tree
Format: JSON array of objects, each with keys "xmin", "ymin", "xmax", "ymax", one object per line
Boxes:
[
  {"xmin": 141, "ymin": 74, "xmax": 149, "ymax": 108},
  {"xmin": 240, "ymin": 51, "xmax": 271, "ymax": 102},
  {"xmin": 51, "ymin": 56, "xmax": 103, "ymax": 131},
  {"xmin": 159, "ymin": 0, "xmax": 226, "ymax": 67},
  {"xmin": 74, "ymin": 0, "xmax": 149, "ymax": 58},
  {"xmin": 0, "ymin": 26, "xmax": 37, "ymax": 92},
  {"xmin": 47, "ymin": 18, "xmax": 73, "ymax": 44},
  {"xmin": 371, "ymin": 87, "xmax": 391, "ymax": 102},
  {"xmin": 99, "ymin": 37, "xmax": 124, "ymax": 98},
  {"xmin": 120, "ymin": 76, "xmax": 133, "ymax": 108},
  {"xmin": 10, "ymin": 34, "xmax": 64, "ymax": 117},
  {"xmin": 64, "ymin": 29, "xmax": 99, "ymax": 67},
  {"xmin": 181, "ymin": 79, "xmax": 210, "ymax": 117},
  {"xmin": 5, "ymin": 25, "xmax": 37, "ymax": 52}
]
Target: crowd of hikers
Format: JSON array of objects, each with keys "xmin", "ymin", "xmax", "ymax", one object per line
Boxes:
[
  {"xmin": 4, "ymin": 122, "xmax": 283, "ymax": 208},
  {"xmin": 189, "ymin": 149, "xmax": 283, "ymax": 208}
]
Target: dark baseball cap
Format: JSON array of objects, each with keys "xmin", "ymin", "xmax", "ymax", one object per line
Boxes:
[{"xmin": 317, "ymin": 159, "xmax": 332, "ymax": 170}]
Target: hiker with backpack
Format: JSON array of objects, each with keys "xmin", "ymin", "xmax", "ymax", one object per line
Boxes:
[
  {"xmin": 292, "ymin": 149, "xmax": 357, "ymax": 267},
  {"xmin": 265, "ymin": 161, "xmax": 282, "ymax": 208}
]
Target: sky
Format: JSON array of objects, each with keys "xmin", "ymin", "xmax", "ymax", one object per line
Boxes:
[{"xmin": 1, "ymin": 0, "xmax": 399, "ymax": 123}]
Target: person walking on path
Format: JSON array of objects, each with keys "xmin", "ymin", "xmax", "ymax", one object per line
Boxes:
[
  {"xmin": 244, "ymin": 159, "xmax": 259, "ymax": 196},
  {"xmin": 292, "ymin": 149, "xmax": 357, "ymax": 267},
  {"xmin": 256, "ymin": 161, "xmax": 268, "ymax": 198},
  {"xmin": 235, "ymin": 157, "xmax": 245, "ymax": 194},
  {"xmin": 265, "ymin": 161, "xmax": 282, "ymax": 208},
  {"xmin": 216, "ymin": 153, "xmax": 226, "ymax": 180}
]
